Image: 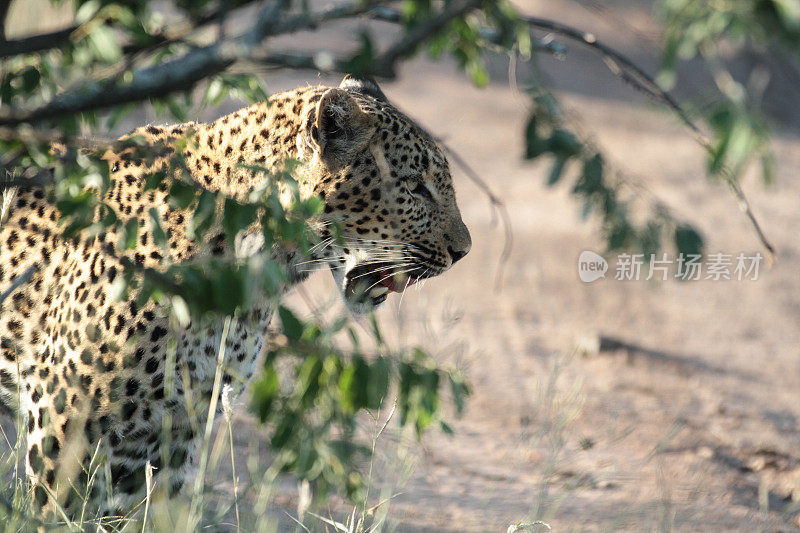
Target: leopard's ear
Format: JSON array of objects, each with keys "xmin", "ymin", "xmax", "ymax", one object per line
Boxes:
[
  {"xmin": 339, "ymin": 74, "xmax": 389, "ymax": 103},
  {"xmin": 306, "ymin": 88, "xmax": 376, "ymax": 169}
]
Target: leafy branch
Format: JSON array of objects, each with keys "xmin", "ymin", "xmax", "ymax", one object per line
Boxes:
[
  {"xmin": 252, "ymin": 3, "xmax": 778, "ymax": 257},
  {"xmin": 518, "ymin": 14, "xmax": 776, "ymax": 258},
  {"xmin": 0, "ymin": 2, "xmax": 383, "ymax": 125}
]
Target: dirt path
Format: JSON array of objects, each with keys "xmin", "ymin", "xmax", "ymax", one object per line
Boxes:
[{"xmin": 251, "ymin": 1, "xmax": 800, "ymax": 530}]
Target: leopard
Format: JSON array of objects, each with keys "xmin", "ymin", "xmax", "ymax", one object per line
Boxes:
[{"xmin": 0, "ymin": 75, "xmax": 471, "ymax": 519}]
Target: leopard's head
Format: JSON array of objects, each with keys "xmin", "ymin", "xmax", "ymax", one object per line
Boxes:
[{"xmin": 297, "ymin": 76, "xmax": 471, "ymax": 312}]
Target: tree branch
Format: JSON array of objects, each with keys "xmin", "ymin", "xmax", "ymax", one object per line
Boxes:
[
  {"xmin": 368, "ymin": 0, "xmax": 483, "ymax": 77},
  {"xmin": 437, "ymin": 139, "xmax": 513, "ymax": 288},
  {"xmin": 0, "ymin": 0, "xmax": 11, "ymax": 42},
  {"xmin": 250, "ymin": 1, "xmax": 515, "ymax": 76},
  {"xmin": 0, "ymin": 1, "xmax": 379, "ymax": 126},
  {"xmin": 0, "ymin": 125, "xmax": 113, "ymax": 149},
  {"xmin": 519, "ymin": 15, "xmax": 775, "ymax": 258},
  {"xmin": 0, "ymin": 169, "xmax": 55, "ymax": 190},
  {"xmin": 1, "ymin": 45, "xmax": 233, "ymax": 125},
  {"xmin": 366, "ymin": 6, "xmax": 568, "ymax": 56},
  {"xmin": 0, "ymin": 25, "xmax": 77, "ymax": 58},
  {"xmin": 0, "ymin": 1, "xmax": 263, "ymax": 59},
  {"xmin": 520, "ymin": 15, "xmax": 706, "ymax": 145},
  {"xmin": 246, "ymin": 52, "xmax": 324, "ymax": 72},
  {"xmin": 365, "ymin": 7, "xmax": 774, "ymax": 259}
]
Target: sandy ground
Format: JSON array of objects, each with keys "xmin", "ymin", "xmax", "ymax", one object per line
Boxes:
[
  {"xmin": 246, "ymin": 1, "xmax": 800, "ymax": 530},
  {"xmin": 5, "ymin": 1, "xmax": 800, "ymax": 531}
]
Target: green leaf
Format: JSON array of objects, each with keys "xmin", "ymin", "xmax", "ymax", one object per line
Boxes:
[
  {"xmin": 269, "ymin": 413, "xmax": 296, "ymax": 449},
  {"xmin": 204, "ymin": 78, "xmax": 227, "ymax": 106},
  {"xmin": 55, "ymin": 190, "xmax": 94, "ymax": 217},
  {"xmin": 149, "ymin": 208, "xmax": 168, "ymax": 249},
  {"xmin": 547, "ymin": 155, "xmax": 567, "ymax": 186},
  {"xmin": 772, "ymin": 0, "xmax": 800, "ymax": 29},
  {"xmin": 449, "ymin": 373, "xmax": 469, "ymax": 414},
  {"xmin": 120, "ymin": 218, "xmax": 139, "ymax": 250},
  {"xmin": 466, "ymin": 58, "xmax": 489, "ymax": 87},
  {"xmin": 343, "ymin": 32, "xmax": 376, "ymax": 75},
  {"xmin": 165, "ymin": 96, "xmax": 188, "ymax": 121},
  {"xmin": 20, "ymin": 67, "xmax": 40, "ymax": 93},
  {"xmin": 339, "ymin": 356, "xmax": 370, "ymax": 412},
  {"xmin": 760, "ymin": 152, "xmax": 775, "ymax": 185},
  {"xmin": 107, "ymin": 103, "xmax": 136, "ymax": 130},
  {"xmin": 168, "ymin": 180, "xmax": 196, "ymax": 209},
  {"xmin": 369, "ymin": 314, "xmax": 384, "ymax": 346},
  {"xmin": 582, "ymin": 153, "xmax": 604, "ymax": 189},
  {"xmin": 607, "ymin": 220, "xmax": 634, "ymax": 251},
  {"xmin": 367, "ymin": 357, "xmax": 390, "ymax": 409},
  {"xmin": 187, "ymin": 190, "xmax": 217, "ymax": 240},
  {"xmin": 251, "ymin": 366, "xmax": 280, "ymax": 421},
  {"xmin": 278, "ymin": 305, "xmax": 304, "ymax": 341},
  {"xmin": 524, "ymin": 115, "xmax": 548, "ymax": 159},
  {"xmin": 674, "ymin": 224, "xmax": 704, "ymax": 256},
  {"xmin": 87, "ymin": 25, "xmax": 122, "ymax": 63},
  {"xmin": 298, "ymin": 356, "xmax": 323, "ymax": 406},
  {"xmin": 223, "ymin": 198, "xmax": 258, "ymax": 241},
  {"xmin": 144, "ymin": 171, "xmax": 166, "ymax": 191},
  {"xmin": 99, "ymin": 204, "xmax": 118, "ymax": 228},
  {"xmin": 75, "ymin": 0, "xmax": 100, "ymax": 24},
  {"xmin": 638, "ymin": 219, "xmax": 663, "ymax": 257},
  {"xmin": 212, "ymin": 267, "xmax": 246, "ymax": 315},
  {"xmin": 548, "ymin": 129, "xmax": 582, "ymax": 157}
]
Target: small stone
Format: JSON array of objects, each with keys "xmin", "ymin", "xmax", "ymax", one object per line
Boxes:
[
  {"xmin": 573, "ymin": 332, "xmax": 600, "ymax": 356},
  {"xmin": 697, "ymin": 446, "xmax": 714, "ymax": 459}
]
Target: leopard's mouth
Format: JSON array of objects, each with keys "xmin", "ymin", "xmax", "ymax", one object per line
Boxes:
[{"xmin": 344, "ymin": 262, "xmax": 424, "ymax": 307}]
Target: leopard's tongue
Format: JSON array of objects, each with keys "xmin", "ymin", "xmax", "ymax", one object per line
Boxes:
[{"xmin": 379, "ymin": 273, "xmax": 419, "ymax": 293}]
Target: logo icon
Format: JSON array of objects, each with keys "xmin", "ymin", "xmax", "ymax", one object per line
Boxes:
[{"xmin": 578, "ymin": 250, "xmax": 607, "ymax": 282}]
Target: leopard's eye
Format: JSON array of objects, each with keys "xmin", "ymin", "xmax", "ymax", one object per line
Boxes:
[{"xmin": 410, "ymin": 181, "xmax": 433, "ymax": 201}]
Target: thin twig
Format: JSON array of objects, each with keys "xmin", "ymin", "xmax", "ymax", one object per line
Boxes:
[
  {"xmin": 367, "ymin": 7, "xmax": 774, "ymax": 261},
  {"xmin": 519, "ymin": 14, "xmax": 775, "ymax": 259},
  {"xmin": 437, "ymin": 139, "xmax": 513, "ymax": 288},
  {"xmin": 226, "ymin": 414, "xmax": 241, "ymax": 533},
  {"xmin": 189, "ymin": 315, "xmax": 233, "ymax": 523},
  {"xmin": 0, "ymin": 264, "xmax": 37, "ymax": 306},
  {"xmin": 522, "ymin": 15, "xmax": 705, "ymax": 144},
  {"xmin": 724, "ymin": 178, "xmax": 775, "ymax": 260},
  {"xmin": 1, "ymin": 169, "xmax": 57, "ymax": 190},
  {"xmin": 571, "ymin": 0, "xmax": 658, "ymax": 45},
  {"xmin": 141, "ymin": 461, "xmax": 154, "ymax": 533}
]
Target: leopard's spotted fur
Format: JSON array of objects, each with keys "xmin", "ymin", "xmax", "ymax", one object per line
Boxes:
[{"xmin": 0, "ymin": 76, "xmax": 470, "ymax": 517}]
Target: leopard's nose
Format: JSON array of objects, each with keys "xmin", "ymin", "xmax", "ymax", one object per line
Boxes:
[
  {"xmin": 447, "ymin": 245, "xmax": 468, "ymax": 264},
  {"xmin": 447, "ymin": 246, "xmax": 467, "ymax": 263},
  {"xmin": 446, "ymin": 215, "xmax": 471, "ymax": 265}
]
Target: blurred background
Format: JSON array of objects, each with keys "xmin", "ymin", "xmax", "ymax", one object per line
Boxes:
[{"xmin": 5, "ymin": 0, "xmax": 800, "ymax": 530}]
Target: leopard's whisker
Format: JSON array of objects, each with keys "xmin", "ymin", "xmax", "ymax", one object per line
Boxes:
[
  {"xmin": 397, "ymin": 272, "xmax": 414, "ymax": 310},
  {"xmin": 349, "ymin": 262, "xmax": 417, "ymax": 284},
  {"xmin": 358, "ymin": 262, "xmax": 427, "ymax": 294}
]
